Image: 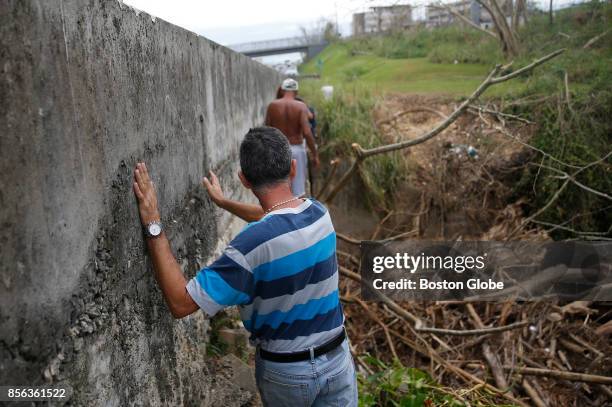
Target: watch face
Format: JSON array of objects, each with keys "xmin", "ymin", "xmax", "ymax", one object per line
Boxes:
[{"xmin": 148, "ymin": 223, "xmax": 162, "ymax": 236}]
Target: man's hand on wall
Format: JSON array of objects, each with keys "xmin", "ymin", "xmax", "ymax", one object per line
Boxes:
[
  {"xmin": 202, "ymin": 170, "xmax": 225, "ymax": 207},
  {"xmin": 133, "ymin": 162, "xmax": 161, "ymax": 225}
]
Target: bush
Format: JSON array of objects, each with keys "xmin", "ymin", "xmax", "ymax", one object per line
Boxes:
[
  {"xmin": 512, "ymin": 88, "xmax": 612, "ymax": 238},
  {"xmin": 357, "ymin": 356, "xmax": 465, "ymax": 406},
  {"xmin": 505, "ymin": 1, "xmax": 612, "ymax": 237},
  {"xmin": 427, "ymin": 40, "xmax": 501, "ymax": 64},
  {"xmin": 301, "ymin": 84, "xmax": 405, "ymax": 209},
  {"xmin": 348, "ymin": 25, "xmax": 500, "ymax": 62}
]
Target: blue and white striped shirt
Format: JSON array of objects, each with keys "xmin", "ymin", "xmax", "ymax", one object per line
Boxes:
[{"xmin": 186, "ymin": 198, "xmax": 344, "ymax": 352}]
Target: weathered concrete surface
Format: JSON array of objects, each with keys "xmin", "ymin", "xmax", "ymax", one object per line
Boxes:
[{"xmin": 0, "ymin": 0, "xmax": 279, "ymax": 404}]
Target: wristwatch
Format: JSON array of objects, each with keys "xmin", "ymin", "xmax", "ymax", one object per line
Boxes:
[{"xmin": 144, "ymin": 220, "xmax": 163, "ymax": 238}]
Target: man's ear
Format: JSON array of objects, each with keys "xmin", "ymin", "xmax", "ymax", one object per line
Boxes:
[
  {"xmin": 289, "ymin": 159, "xmax": 297, "ymax": 181},
  {"xmin": 238, "ymin": 170, "xmax": 252, "ymax": 190}
]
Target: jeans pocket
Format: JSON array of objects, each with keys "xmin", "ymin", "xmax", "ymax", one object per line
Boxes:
[
  {"xmin": 324, "ymin": 354, "xmax": 358, "ymax": 406},
  {"xmin": 259, "ymin": 374, "xmax": 309, "ymax": 407}
]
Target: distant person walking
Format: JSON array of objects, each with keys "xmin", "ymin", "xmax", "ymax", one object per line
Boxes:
[
  {"xmin": 295, "ymin": 96, "xmax": 317, "ymax": 140},
  {"xmin": 266, "ymin": 78, "xmax": 319, "ymax": 197}
]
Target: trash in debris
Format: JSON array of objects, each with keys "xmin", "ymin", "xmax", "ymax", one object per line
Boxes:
[
  {"xmin": 321, "ymin": 85, "xmax": 334, "ymax": 100},
  {"xmin": 449, "ymin": 144, "xmax": 478, "ymax": 159}
]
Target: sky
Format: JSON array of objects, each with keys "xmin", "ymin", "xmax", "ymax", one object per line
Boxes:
[
  {"xmin": 122, "ymin": 0, "xmax": 384, "ymax": 45},
  {"xmin": 122, "ymin": 0, "xmax": 579, "ymax": 62}
]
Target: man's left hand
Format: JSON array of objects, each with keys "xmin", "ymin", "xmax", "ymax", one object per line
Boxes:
[{"xmin": 133, "ymin": 162, "xmax": 161, "ymax": 225}]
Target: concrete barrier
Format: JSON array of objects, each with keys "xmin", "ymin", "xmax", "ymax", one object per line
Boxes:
[{"xmin": 0, "ymin": 0, "xmax": 280, "ymax": 404}]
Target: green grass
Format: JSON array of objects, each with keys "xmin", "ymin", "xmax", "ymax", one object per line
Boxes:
[{"xmin": 301, "ymin": 42, "xmax": 490, "ymax": 95}]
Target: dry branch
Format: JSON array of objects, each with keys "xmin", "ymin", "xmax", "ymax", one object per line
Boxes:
[
  {"xmin": 583, "ymin": 29, "xmax": 610, "ymax": 49},
  {"xmin": 336, "ymin": 229, "xmax": 417, "ymax": 245},
  {"xmin": 376, "ymin": 106, "xmax": 448, "ymax": 127},
  {"xmin": 316, "ymin": 158, "xmax": 340, "ymax": 199},
  {"xmin": 351, "ymin": 296, "xmax": 400, "ymax": 360},
  {"xmin": 521, "ymin": 378, "xmax": 548, "ymax": 407},
  {"xmin": 505, "ymin": 366, "xmax": 612, "ymax": 385},
  {"xmin": 466, "ymin": 303, "xmax": 513, "ymax": 395},
  {"xmin": 336, "ymin": 232, "xmax": 361, "ymax": 245},
  {"xmin": 468, "ymin": 104, "xmax": 534, "ymax": 124},
  {"xmin": 415, "ymin": 320, "xmax": 529, "ymax": 336}
]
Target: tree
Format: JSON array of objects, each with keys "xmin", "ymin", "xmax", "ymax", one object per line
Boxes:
[
  {"xmin": 299, "ymin": 18, "xmax": 339, "ymax": 45},
  {"xmin": 432, "ymin": 0, "xmax": 524, "ymax": 57}
]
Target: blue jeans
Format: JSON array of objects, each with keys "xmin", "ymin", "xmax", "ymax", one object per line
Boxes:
[{"xmin": 255, "ymin": 339, "xmax": 358, "ymax": 406}]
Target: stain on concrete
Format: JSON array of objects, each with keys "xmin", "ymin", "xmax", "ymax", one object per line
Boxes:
[{"xmin": 0, "ymin": 0, "xmax": 279, "ymax": 404}]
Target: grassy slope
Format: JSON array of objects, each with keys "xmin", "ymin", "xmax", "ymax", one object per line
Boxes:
[
  {"xmin": 301, "ymin": 42, "xmax": 490, "ymax": 95},
  {"xmin": 301, "ymin": 3, "xmax": 610, "ymax": 99}
]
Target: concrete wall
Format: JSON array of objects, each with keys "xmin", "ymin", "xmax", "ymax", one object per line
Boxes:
[{"xmin": 0, "ymin": 0, "xmax": 280, "ymax": 404}]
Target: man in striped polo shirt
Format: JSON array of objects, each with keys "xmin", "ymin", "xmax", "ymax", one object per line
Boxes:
[{"xmin": 133, "ymin": 127, "xmax": 357, "ymax": 406}]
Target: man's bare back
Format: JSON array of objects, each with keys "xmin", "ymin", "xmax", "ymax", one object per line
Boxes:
[
  {"xmin": 265, "ymin": 82, "xmax": 319, "ymax": 196},
  {"xmin": 265, "ymin": 98, "xmax": 309, "ymax": 145}
]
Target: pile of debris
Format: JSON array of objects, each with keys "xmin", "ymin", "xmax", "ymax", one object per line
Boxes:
[
  {"xmin": 337, "ymin": 250, "xmax": 612, "ymax": 405},
  {"xmin": 330, "ymin": 94, "xmax": 611, "ymax": 405}
]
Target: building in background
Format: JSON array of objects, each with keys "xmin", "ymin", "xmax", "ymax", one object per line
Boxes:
[
  {"xmin": 352, "ymin": 4, "xmax": 413, "ymax": 36},
  {"xmin": 426, "ymin": 0, "xmax": 513, "ymax": 29}
]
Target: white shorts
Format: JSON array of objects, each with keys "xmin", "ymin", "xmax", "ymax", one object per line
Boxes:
[{"xmin": 290, "ymin": 141, "xmax": 308, "ymax": 197}]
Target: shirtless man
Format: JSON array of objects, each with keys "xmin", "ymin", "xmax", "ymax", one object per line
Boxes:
[{"xmin": 265, "ymin": 78, "xmax": 319, "ymax": 197}]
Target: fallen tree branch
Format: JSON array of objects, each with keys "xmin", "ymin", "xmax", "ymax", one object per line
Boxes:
[
  {"xmin": 336, "ymin": 229, "xmax": 417, "ymax": 245},
  {"xmin": 324, "ymin": 49, "xmax": 565, "ymax": 203},
  {"xmin": 316, "ymin": 158, "xmax": 340, "ymax": 199},
  {"xmin": 351, "ymin": 296, "xmax": 400, "ymax": 360},
  {"xmin": 468, "ymin": 104, "xmax": 534, "ymax": 124},
  {"xmin": 563, "ymin": 70, "xmax": 573, "ymax": 113},
  {"xmin": 370, "ymin": 211, "xmax": 394, "ymax": 240},
  {"xmin": 583, "ymin": 29, "xmax": 610, "ymax": 49},
  {"xmin": 466, "ymin": 303, "xmax": 514, "ymax": 396},
  {"xmin": 522, "ymin": 378, "xmax": 548, "ymax": 407},
  {"xmin": 505, "ymin": 366, "xmax": 612, "ymax": 385},
  {"xmin": 323, "ymin": 156, "xmax": 359, "ymax": 203},
  {"xmin": 494, "ymin": 124, "xmax": 581, "ymax": 169},
  {"xmin": 414, "ymin": 320, "xmax": 529, "ymax": 336},
  {"xmin": 376, "ymin": 106, "xmax": 448, "ymax": 127},
  {"xmin": 336, "ymin": 232, "xmax": 361, "ymax": 245}
]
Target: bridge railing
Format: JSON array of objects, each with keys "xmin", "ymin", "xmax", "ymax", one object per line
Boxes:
[{"xmin": 229, "ymin": 36, "xmax": 324, "ymax": 53}]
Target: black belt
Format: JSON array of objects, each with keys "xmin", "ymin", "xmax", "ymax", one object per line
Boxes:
[{"xmin": 259, "ymin": 329, "xmax": 346, "ymax": 363}]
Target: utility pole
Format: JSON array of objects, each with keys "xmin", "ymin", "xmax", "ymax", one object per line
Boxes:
[
  {"xmin": 335, "ymin": 1, "xmax": 340, "ymax": 36},
  {"xmin": 549, "ymin": 0, "xmax": 554, "ymax": 25}
]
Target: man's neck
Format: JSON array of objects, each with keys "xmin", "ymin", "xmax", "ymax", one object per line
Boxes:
[
  {"xmin": 255, "ymin": 183, "xmax": 302, "ymax": 213},
  {"xmin": 281, "ymin": 93, "xmax": 295, "ymax": 101}
]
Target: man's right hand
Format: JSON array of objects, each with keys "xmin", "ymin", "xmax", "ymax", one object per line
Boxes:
[
  {"xmin": 202, "ymin": 170, "xmax": 225, "ymax": 207},
  {"xmin": 312, "ymin": 155, "xmax": 321, "ymax": 170}
]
